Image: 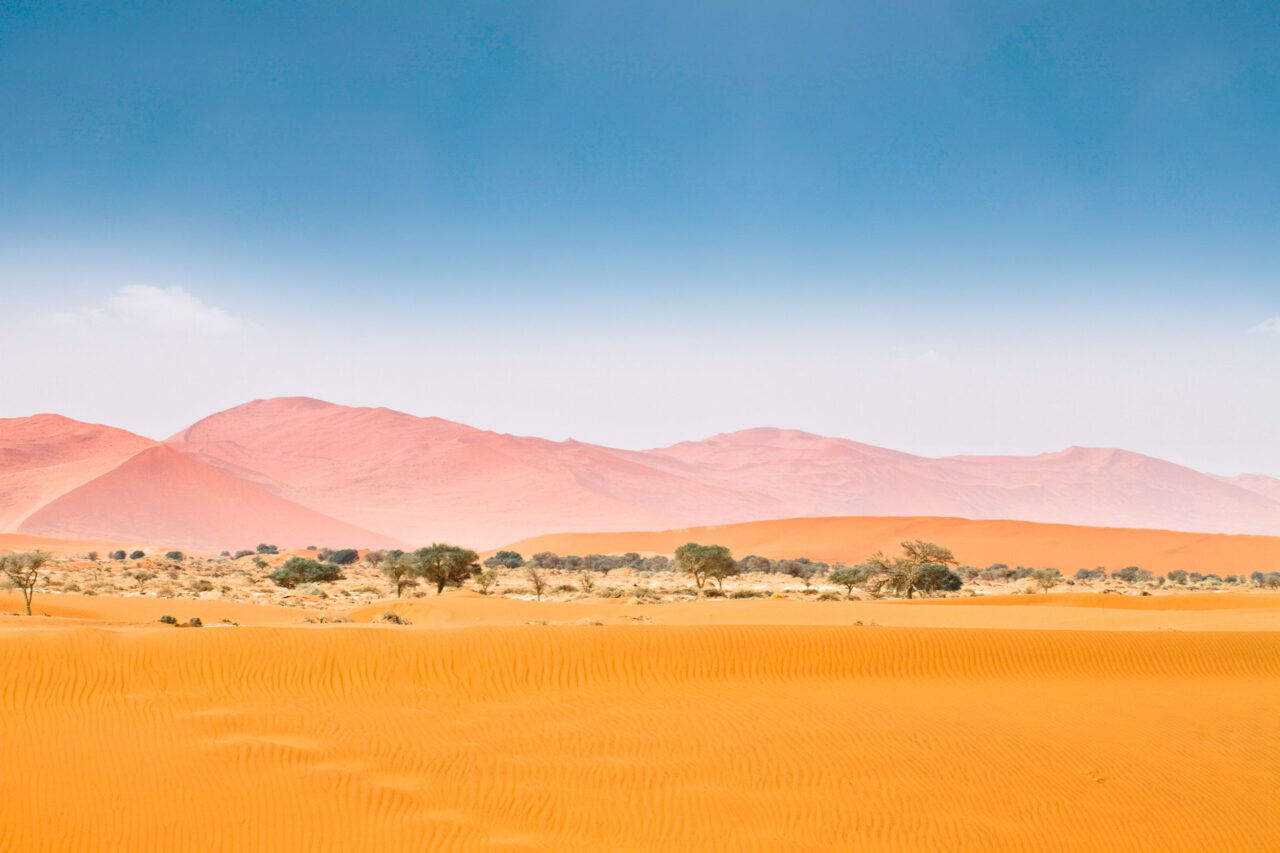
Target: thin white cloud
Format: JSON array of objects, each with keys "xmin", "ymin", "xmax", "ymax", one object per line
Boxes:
[
  {"xmin": 39, "ymin": 285, "xmax": 261, "ymax": 336},
  {"xmin": 1252, "ymin": 316, "xmax": 1280, "ymax": 335}
]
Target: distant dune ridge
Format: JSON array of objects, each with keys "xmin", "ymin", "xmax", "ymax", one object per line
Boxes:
[{"xmin": 2, "ymin": 396, "xmax": 1279, "ymax": 550}]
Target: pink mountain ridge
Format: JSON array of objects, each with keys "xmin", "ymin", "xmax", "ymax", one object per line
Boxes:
[{"xmin": 2, "ymin": 396, "xmax": 1278, "ymax": 552}]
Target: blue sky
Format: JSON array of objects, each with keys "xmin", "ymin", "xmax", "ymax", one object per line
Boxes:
[{"xmin": 2, "ymin": 2, "xmax": 1278, "ymax": 474}]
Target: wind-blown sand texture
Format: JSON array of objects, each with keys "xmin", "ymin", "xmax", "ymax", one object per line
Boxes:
[
  {"xmin": 506, "ymin": 514, "xmax": 1280, "ymax": 576},
  {"xmin": 1, "ymin": 595, "xmax": 1277, "ymax": 851}
]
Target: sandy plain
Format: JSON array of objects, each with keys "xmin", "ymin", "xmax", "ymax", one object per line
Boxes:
[{"xmin": 1, "ymin": 588, "xmax": 1277, "ymax": 852}]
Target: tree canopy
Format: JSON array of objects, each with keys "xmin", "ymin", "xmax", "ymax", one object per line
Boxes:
[
  {"xmin": 0, "ymin": 551, "xmax": 50, "ymax": 615},
  {"xmin": 674, "ymin": 543, "xmax": 736, "ymax": 590},
  {"xmin": 865, "ymin": 540, "xmax": 960, "ymax": 599},
  {"xmin": 413, "ymin": 544, "xmax": 480, "ymax": 594}
]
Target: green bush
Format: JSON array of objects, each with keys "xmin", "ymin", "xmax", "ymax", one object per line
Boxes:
[
  {"xmin": 267, "ymin": 557, "xmax": 344, "ymax": 589},
  {"xmin": 485, "ymin": 550, "xmax": 524, "ymax": 569},
  {"xmin": 129, "ymin": 550, "xmax": 145, "ymax": 560},
  {"xmin": 158, "ymin": 614, "xmax": 177, "ymax": 625},
  {"xmin": 165, "ymin": 551, "xmax": 184, "ymax": 562},
  {"xmin": 327, "ymin": 548, "xmax": 360, "ymax": 565}
]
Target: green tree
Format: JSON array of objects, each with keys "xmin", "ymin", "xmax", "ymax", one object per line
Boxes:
[
  {"xmin": 866, "ymin": 540, "xmax": 960, "ymax": 599},
  {"xmin": 674, "ymin": 543, "xmax": 735, "ymax": 590},
  {"xmin": 413, "ymin": 544, "xmax": 480, "ymax": 594},
  {"xmin": 0, "ymin": 551, "xmax": 51, "ymax": 615},
  {"xmin": 268, "ymin": 557, "xmax": 344, "ymax": 589},
  {"xmin": 828, "ymin": 562, "xmax": 872, "ymax": 595},
  {"xmin": 379, "ymin": 553, "xmax": 417, "ymax": 598}
]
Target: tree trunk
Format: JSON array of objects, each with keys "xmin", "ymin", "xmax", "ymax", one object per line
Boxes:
[{"xmin": 436, "ymin": 578, "xmax": 446, "ymax": 594}]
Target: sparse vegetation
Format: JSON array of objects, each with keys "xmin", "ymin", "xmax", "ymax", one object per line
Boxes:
[{"xmin": 525, "ymin": 565, "xmax": 548, "ymax": 600}]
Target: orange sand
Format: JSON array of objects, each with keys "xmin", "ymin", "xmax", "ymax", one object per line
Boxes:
[
  {"xmin": 505, "ymin": 514, "xmax": 1280, "ymax": 575},
  {"xmin": 0, "ymin": 615, "xmax": 1276, "ymax": 852}
]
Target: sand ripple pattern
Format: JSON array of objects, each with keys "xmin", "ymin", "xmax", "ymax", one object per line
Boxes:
[{"xmin": 1, "ymin": 626, "xmax": 1278, "ymax": 851}]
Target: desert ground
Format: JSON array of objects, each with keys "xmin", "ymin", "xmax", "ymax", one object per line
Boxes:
[{"xmin": 1, "ymin": 525, "xmax": 1278, "ymax": 852}]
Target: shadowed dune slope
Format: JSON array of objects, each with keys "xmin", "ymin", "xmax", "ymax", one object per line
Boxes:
[
  {"xmin": 17, "ymin": 446, "xmax": 400, "ymax": 553},
  {"xmin": 505, "ymin": 514, "xmax": 1280, "ymax": 575},
  {"xmin": 0, "ymin": 625, "xmax": 1277, "ymax": 852}
]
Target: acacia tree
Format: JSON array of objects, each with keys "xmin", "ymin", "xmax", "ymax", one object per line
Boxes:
[
  {"xmin": 828, "ymin": 562, "xmax": 872, "ymax": 596},
  {"xmin": 1, "ymin": 551, "xmax": 51, "ymax": 615},
  {"xmin": 674, "ymin": 543, "xmax": 735, "ymax": 590},
  {"xmin": 379, "ymin": 553, "xmax": 417, "ymax": 598},
  {"xmin": 866, "ymin": 540, "xmax": 960, "ymax": 599},
  {"xmin": 413, "ymin": 544, "xmax": 480, "ymax": 594}
]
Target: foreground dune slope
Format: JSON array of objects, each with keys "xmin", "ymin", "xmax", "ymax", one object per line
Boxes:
[
  {"xmin": 1, "ymin": 625, "xmax": 1277, "ymax": 852},
  {"xmin": 506, "ymin": 514, "xmax": 1280, "ymax": 575}
]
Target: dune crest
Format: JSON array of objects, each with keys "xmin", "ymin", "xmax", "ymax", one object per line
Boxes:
[{"xmin": 504, "ymin": 514, "xmax": 1280, "ymax": 576}]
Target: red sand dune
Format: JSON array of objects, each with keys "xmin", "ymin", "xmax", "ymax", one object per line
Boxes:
[
  {"xmin": 0, "ymin": 414, "xmax": 155, "ymax": 530},
  {"xmin": 165, "ymin": 398, "xmax": 1280, "ymax": 547},
  {"xmin": 5, "ymin": 396, "xmax": 1280, "ymax": 549},
  {"xmin": 18, "ymin": 445, "xmax": 399, "ymax": 553},
  {"xmin": 164, "ymin": 397, "xmax": 760, "ymax": 546},
  {"xmin": 504, "ymin": 514, "xmax": 1280, "ymax": 576}
]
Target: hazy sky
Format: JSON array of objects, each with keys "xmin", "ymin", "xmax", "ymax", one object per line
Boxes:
[{"xmin": 2, "ymin": 2, "xmax": 1278, "ymax": 475}]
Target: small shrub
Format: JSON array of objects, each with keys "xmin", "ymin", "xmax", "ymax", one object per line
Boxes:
[
  {"xmin": 375, "ymin": 611, "xmax": 411, "ymax": 625},
  {"xmin": 817, "ymin": 591, "xmax": 842, "ymax": 601},
  {"xmin": 165, "ymin": 551, "xmax": 184, "ymax": 562},
  {"xmin": 295, "ymin": 582, "xmax": 327, "ymax": 598},
  {"xmin": 187, "ymin": 617, "xmax": 202, "ymax": 628},
  {"xmin": 110, "ymin": 550, "xmax": 126, "ymax": 560},
  {"xmin": 702, "ymin": 587, "xmax": 725, "ymax": 598},
  {"xmin": 129, "ymin": 550, "xmax": 145, "ymax": 560},
  {"xmin": 595, "ymin": 586, "xmax": 627, "ymax": 599},
  {"xmin": 158, "ymin": 614, "xmax": 177, "ymax": 625},
  {"xmin": 326, "ymin": 548, "xmax": 360, "ymax": 565},
  {"xmin": 189, "ymin": 579, "xmax": 215, "ymax": 593},
  {"xmin": 233, "ymin": 550, "xmax": 254, "ymax": 560},
  {"xmin": 729, "ymin": 589, "xmax": 764, "ymax": 599},
  {"xmin": 474, "ymin": 569, "xmax": 499, "ymax": 594}
]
